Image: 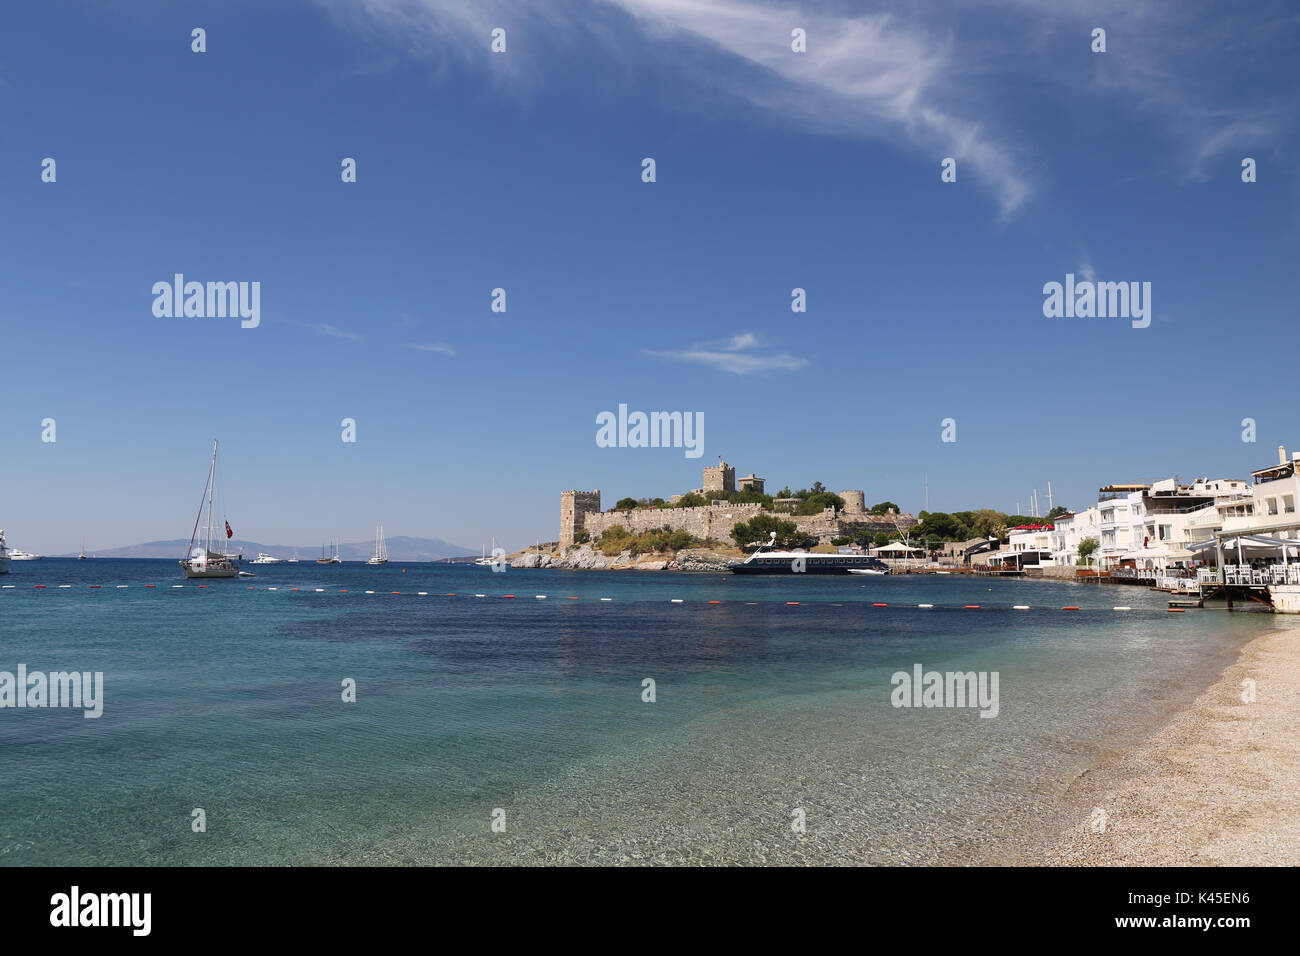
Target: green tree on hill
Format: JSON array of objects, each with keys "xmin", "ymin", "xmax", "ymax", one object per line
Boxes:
[{"xmin": 731, "ymin": 514, "xmax": 803, "ymax": 550}]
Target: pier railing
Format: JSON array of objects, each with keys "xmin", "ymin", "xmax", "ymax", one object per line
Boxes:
[{"xmin": 1198, "ymin": 565, "xmax": 1300, "ymax": 586}]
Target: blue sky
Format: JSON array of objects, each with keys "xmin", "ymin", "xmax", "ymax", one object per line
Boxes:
[{"xmin": 2, "ymin": 0, "xmax": 1298, "ymax": 554}]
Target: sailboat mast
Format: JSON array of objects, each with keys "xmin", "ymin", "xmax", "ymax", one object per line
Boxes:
[
  {"xmin": 206, "ymin": 441, "xmax": 218, "ymax": 553},
  {"xmin": 187, "ymin": 440, "xmax": 218, "ymax": 556}
]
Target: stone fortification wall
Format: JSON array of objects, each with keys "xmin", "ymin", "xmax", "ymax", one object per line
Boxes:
[{"xmin": 583, "ymin": 502, "xmax": 764, "ymax": 545}]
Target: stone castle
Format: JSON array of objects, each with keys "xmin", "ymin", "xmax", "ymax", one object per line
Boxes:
[{"xmin": 560, "ymin": 461, "xmax": 914, "ymax": 551}]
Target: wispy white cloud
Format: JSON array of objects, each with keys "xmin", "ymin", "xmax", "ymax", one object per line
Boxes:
[
  {"xmin": 405, "ymin": 342, "xmax": 456, "ymax": 355},
  {"xmin": 316, "ymin": 0, "xmax": 1298, "ymax": 213},
  {"xmin": 648, "ymin": 332, "xmax": 805, "ymax": 374},
  {"xmin": 286, "ymin": 319, "xmax": 361, "ymax": 340},
  {"xmin": 316, "ymin": 0, "xmax": 1032, "ymax": 213}
]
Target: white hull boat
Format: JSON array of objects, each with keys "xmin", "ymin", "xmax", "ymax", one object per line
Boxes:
[
  {"xmin": 367, "ymin": 525, "xmax": 388, "ymax": 565},
  {"xmin": 180, "ymin": 440, "xmax": 240, "ymax": 579}
]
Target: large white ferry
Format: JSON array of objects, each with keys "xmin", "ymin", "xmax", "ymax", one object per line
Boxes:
[{"xmin": 729, "ymin": 533, "xmax": 890, "ymax": 575}]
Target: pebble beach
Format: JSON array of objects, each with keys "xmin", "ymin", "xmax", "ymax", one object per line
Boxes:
[{"xmin": 1038, "ymin": 616, "xmax": 1300, "ymax": 865}]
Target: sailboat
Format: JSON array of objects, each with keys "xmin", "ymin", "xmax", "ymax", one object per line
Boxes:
[
  {"xmin": 78, "ymin": 539, "xmax": 87, "ymax": 560},
  {"xmin": 474, "ymin": 538, "xmax": 498, "ymax": 566},
  {"xmin": 316, "ymin": 542, "xmax": 332, "ymax": 564},
  {"xmin": 330, "ymin": 537, "xmax": 343, "ymax": 563},
  {"xmin": 287, "ymin": 549, "xmax": 300, "ymax": 564},
  {"xmin": 367, "ymin": 526, "xmax": 388, "ymax": 565},
  {"xmin": 180, "ymin": 441, "xmax": 240, "ymax": 579}
]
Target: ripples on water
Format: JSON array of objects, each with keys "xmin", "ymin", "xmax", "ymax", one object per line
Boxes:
[{"xmin": 0, "ymin": 559, "xmax": 1273, "ymax": 864}]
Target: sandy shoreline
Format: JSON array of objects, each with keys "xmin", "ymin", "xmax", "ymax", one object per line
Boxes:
[{"xmin": 1032, "ymin": 615, "xmax": 1300, "ymax": 865}]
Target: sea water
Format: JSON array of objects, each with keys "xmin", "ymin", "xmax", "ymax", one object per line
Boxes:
[{"xmin": 0, "ymin": 559, "xmax": 1273, "ymax": 865}]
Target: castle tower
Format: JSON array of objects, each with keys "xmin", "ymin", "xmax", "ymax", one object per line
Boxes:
[
  {"xmin": 560, "ymin": 490, "xmax": 601, "ymax": 551},
  {"xmin": 840, "ymin": 490, "xmax": 866, "ymax": 515},
  {"xmin": 702, "ymin": 460, "xmax": 735, "ymax": 494},
  {"xmin": 738, "ymin": 474, "xmax": 766, "ymax": 494}
]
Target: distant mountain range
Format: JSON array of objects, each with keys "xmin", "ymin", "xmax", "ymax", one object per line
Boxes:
[{"xmin": 68, "ymin": 536, "xmax": 477, "ymax": 562}]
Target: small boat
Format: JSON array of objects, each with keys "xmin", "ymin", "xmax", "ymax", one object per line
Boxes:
[
  {"xmin": 77, "ymin": 540, "xmax": 87, "ymax": 560},
  {"xmin": 179, "ymin": 440, "xmax": 240, "ymax": 579},
  {"xmin": 238, "ymin": 570, "xmax": 256, "ymax": 577},
  {"xmin": 847, "ymin": 567, "xmax": 890, "ymax": 576},
  {"xmin": 251, "ymin": 553, "xmax": 284, "ymax": 564},
  {"xmin": 0, "ymin": 529, "xmax": 10, "ymax": 575},
  {"xmin": 7, "ymin": 549, "xmax": 43, "ymax": 561},
  {"xmin": 317, "ymin": 539, "xmax": 343, "ymax": 564},
  {"xmin": 287, "ymin": 550, "xmax": 300, "ymax": 564},
  {"xmin": 367, "ymin": 526, "xmax": 389, "ymax": 565}
]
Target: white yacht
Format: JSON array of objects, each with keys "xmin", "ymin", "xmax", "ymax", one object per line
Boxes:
[
  {"xmin": 475, "ymin": 538, "xmax": 499, "ymax": 566},
  {"xmin": 367, "ymin": 526, "xmax": 388, "ymax": 565},
  {"xmin": 180, "ymin": 440, "xmax": 241, "ymax": 579},
  {"xmin": 0, "ymin": 530, "xmax": 10, "ymax": 575},
  {"xmin": 287, "ymin": 550, "xmax": 300, "ymax": 564},
  {"xmin": 7, "ymin": 547, "xmax": 43, "ymax": 561},
  {"xmin": 251, "ymin": 553, "xmax": 284, "ymax": 565}
]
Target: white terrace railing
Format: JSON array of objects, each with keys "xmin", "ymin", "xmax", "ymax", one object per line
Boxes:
[{"xmin": 1201, "ymin": 565, "xmax": 1300, "ymax": 586}]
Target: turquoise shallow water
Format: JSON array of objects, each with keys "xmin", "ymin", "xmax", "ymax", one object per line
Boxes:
[{"xmin": 0, "ymin": 559, "xmax": 1275, "ymax": 865}]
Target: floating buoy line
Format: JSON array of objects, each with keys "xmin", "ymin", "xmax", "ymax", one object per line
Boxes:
[{"xmin": 0, "ymin": 583, "xmax": 1177, "ymax": 613}]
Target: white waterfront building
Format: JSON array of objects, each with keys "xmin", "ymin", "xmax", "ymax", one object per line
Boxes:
[
  {"xmin": 1098, "ymin": 486, "xmax": 1147, "ymax": 568},
  {"xmin": 1049, "ymin": 506, "xmax": 1101, "ymax": 566}
]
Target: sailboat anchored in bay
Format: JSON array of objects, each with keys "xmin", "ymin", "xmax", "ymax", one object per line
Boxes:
[
  {"xmin": 367, "ymin": 526, "xmax": 388, "ymax": 565},
  {"xmin": 180, "ymin": 440, "xmax": 240, "ymax": 579}
]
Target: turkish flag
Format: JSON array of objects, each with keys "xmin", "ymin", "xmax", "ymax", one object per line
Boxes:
[{"xmin": 225, "ymin": 521, "xmax": 234, "ymax": 539}]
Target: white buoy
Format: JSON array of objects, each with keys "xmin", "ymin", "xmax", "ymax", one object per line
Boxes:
[
  {"xmin": 600, "ymin": 597, "xmax": 613, "ymax": 601},
  {"xmin": 1113, "ymin": 606, "xmax": 1132, "ymax": 611},
  {"xmin": 918, "ymin": 603, "xmax": 934, "ymax": 608},
  {"xmin": 670, "ymin": 599, "xmax": 684, "ymax": 603},
  {"xmin": 1014, "ymin": 605, "xmax": 1030, "ymax": 610}
]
